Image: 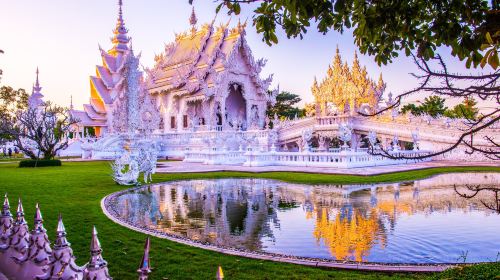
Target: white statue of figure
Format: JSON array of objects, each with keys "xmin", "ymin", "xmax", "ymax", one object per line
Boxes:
[
  {"xmin": 249, "ymin": 105, "xmax": 259, "ymax": 129},
  {"xmin": 137, "ymin": 144, "xmax": 158, "ymax": 183},
  {"xmin": 423, "ymin": 113, "xmax": 433, "ymax": 125},
  {"xmin": 367, "ymin": 131, "xmax": 378, "ymax": 149},
  {"xmin": 111, "ymin": 152, "xmax": 140, "ymax": 185},
  {"xmin": 443, "ymin": 117, "xmax": 451, "ymax": 128},
  {"xmin": 269, "ymin": 129, "xmax": 278, "ymax": 151},
  {"xmin": 392, "ymin": 135, "xmax": 400, "ymax": 151},
  {"xmin": 338, "ymin": 123, "xmax": 352, "ymax": 148},
  {"xmin": 412, "ymin": 130, "xmax": 419, "ymax": 150},
  {"xmin": 301, "ymin": 129, "xmax": 313, "ymax": 152},
  {"xmin": 391, "ymin": 107, "xmax": 399, "ymax": 120}
]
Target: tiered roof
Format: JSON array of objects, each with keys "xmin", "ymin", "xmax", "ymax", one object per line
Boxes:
[
  {"xmin": 71, "ymin": 0, "xmax": 130, "ymax": 127},
  {"xmin": 147, "ymin": 16, "xmax": 273, "ymax": 102}
]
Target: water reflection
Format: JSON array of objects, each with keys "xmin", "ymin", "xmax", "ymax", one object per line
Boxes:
[{"xmin": 110, "ymin": 173, "xmax": 500, "ymax": 263}]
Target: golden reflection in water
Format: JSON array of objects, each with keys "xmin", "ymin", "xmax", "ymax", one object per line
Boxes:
[{"xmin": 313, "ymin": 208, "xmax": 385, "ymax": 262}]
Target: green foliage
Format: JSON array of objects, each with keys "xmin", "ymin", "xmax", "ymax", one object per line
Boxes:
[
  {"xmin": 19, "ymin": 159, "xmax": 62, "ymax": 168},
  {"xmin": 216, "ymin": 0, "xmax": 500, "ymax": 68},
  {"xmin": 444, "ymin": 97, "xmax": 479, "ymax": 120},
  {"xmin": 266, "ymin": 91, "xmax": 305, "ymax": 120},
  {"xmin": 401, "ymin": 95, "xmax": 448, "ymax": 117},
  {"xmin": 0, "ymin": 86, "xmax": 28, "ymax": 143}
]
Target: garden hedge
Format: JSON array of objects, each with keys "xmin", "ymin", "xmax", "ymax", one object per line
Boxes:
[{"xmin": 19, "ymin": 159, "xmax": 62, "ymax": 168}]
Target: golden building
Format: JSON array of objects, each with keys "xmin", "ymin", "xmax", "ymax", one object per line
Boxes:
[{"xmin": 311, "ymin": 47, "xmax": 386, "ymax": 116}]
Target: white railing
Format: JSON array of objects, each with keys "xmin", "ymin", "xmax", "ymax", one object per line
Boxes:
[
  {"xmin": 184, "ymin": 149, "xmax": 246, "ymax": 165},
  {"xmin": 243, "ymin": 150, "xmax": 431, "ymax": 168}
]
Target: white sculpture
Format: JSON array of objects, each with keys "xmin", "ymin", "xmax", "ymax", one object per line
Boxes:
[
  {"xmin": 338, "ymin": 123, "xmax": 352, "ymax": 148},
  {"xmin": 392, "ymin": 135, "xmax": 400, "ymax": 152},
  {"xmin": 111, "ymin": 152, "xmax": 140, "ymax": 185},
  {"xmin": 412, "ymin": 130, "xmax": 420, "ymax": 150},
  {"xmin": 367, "ymin": 131, "xmax": 378, "ymax": 149},
  {"xmin": 301, "ymin": 129, "xmax": 313, "ymax": 152}
]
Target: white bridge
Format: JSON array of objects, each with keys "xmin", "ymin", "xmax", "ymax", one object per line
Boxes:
[{"xmin": 65, "ymin": 111, "xmax": 498, "ymax": 168}]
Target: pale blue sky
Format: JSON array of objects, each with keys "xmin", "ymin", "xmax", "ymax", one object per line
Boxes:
[{"xmin": 0, "ymin": 0, "xmax": 485, "ymax": 109}]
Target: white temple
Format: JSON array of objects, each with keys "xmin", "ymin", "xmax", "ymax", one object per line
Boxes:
[{"xmin": 65, "ymin": 1, "xmax": 498, "ymax": 165}]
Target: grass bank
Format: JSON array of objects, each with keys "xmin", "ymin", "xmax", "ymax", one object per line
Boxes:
[{"xmin": 0, "ymin": 161, "xmax": 498, "ymax": 279}]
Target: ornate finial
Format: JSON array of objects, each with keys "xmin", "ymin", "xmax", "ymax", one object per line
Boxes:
[
  {"xmin": 84, "ymin": 226, "xmax": 112, "ymax": 279},
  {"xmin": 137, "ymin": 237, "xmax": 152, "ymax": 280},
  {"xmin": 2, "ymin": 194, "xmax": 9, "ymax": 212},
  {"xmin": 216, "ymin": 266, "xmax": 224, "ymax": 280},
  {"xmin": 0, "ymin": 193, "xmax": 13, "ymax": 250},
  {"xmin": 189, "ymin": 7, "xmax": 198, "ymax": 26},
  {"xmin": 33, "ymin": 203, "xmax": 45, "ymax": 233},
  {"xmin": 90, "ymin": 226, "xmax": 101, "ymax": 253},
  {"xmin": 35, "ymin": 213, "xmax": 83, "ymax": 279},
  {"xmin": 70, "ymin": 95, "xmax": 74, "ymax": 110},
  {"xmin": 35, "ymin": 67, "xmax": 40, "ymax": 87},
  {"xmin": 16, "ymin": 197, "xmax": 26, "ymax": 224},
  {"xmin": 118, "ymin": 0, "xmax": 123, "ymax": 18},
  {"xmin": 53, "ymin": 213, "xmax": 70, "ymax": 249}
]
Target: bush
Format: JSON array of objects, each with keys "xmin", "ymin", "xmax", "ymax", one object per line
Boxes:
[{"xmin": 19, "ymin": 159, "xmax": 62, "ymax": 168}]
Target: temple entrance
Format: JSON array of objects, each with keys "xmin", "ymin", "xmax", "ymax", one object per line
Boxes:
[{"xmin": 225, "ymin": 83, "xmax": 246, "ymax": 130}]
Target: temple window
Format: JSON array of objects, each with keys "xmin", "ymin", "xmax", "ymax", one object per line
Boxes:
[
  {"xmin": 183, "ymin": 115, "xmax": 188, "ymax": 128},
  {"xmin": 170, "ymin": 116, "xmax": 176, "ymax": 129}
]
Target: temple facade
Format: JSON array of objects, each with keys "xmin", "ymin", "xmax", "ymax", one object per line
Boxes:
[
  {"xmin": 71, "ymin": 3, "xmax": 275, "ymax": 137},
  {"xmin": 146, "ymin": 10, "xmax": 275, "ymax": 132}
]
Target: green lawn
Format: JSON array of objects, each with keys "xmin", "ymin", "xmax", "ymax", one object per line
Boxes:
[{"xmin": 0, "ymin": 161, "xmax": 499, "ymax": 279}]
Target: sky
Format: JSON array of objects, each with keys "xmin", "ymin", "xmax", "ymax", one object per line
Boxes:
[{"xmin": 0, "ymin": 0, "xmax": 493, "ymax": 110}]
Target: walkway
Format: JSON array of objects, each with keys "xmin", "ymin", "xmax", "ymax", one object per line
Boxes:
[{"xmin": 155, "ymin": 160, "xmax": 497, "ymax": 175}]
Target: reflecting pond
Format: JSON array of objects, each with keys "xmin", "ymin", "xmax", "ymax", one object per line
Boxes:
[{"xmin": 109, "ymin": 173, "xmax": 500, "ymax": 263}]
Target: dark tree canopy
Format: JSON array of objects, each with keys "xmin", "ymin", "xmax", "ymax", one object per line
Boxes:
[
  {"xmin": 0, "ymin": 86, "xmax": 29, "ymax": 143},
  {"xmin": 267, "ymin": 91, "xmax": 305, "ymax": 120},
  {"xmin": 401, "ymin": 95, "xmax": 448, "ymax": 117},
  {"xmin": 209, "ymin": 0, "xmax": 500, "ymax": 68}
]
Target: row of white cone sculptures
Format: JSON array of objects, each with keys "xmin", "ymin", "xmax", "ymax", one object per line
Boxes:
[{"xmin": 0, "ymin": 194, "xmax": 225, "ymax": 279}]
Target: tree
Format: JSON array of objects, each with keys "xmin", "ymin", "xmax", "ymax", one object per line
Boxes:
[
  {"xmin": 401, "ymin": 95, "xmax": 448, "ymax": 117},
  {"xmin": 0, "ymin": 102, "xmax": 76, "ymax": 160},
  {"xmin": 212, "ymin": 0, "xmax": 500, "ymax": 68},
  {"xmin": 0, "ymin": 49, "xmax": 4, "ymax": 82},
  {"xmin": 445, "ymin": 97, "xmax": 479, "ymax": 120},
  {"xmin": 267, "ymin": 91, "xmax": 305, "ymax": 120},
  {"xmin": 0, "ymin": 86, "xmax": 29, "ymax": 144}
]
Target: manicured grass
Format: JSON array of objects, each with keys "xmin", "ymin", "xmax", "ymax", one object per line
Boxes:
[{"xmin": 0, "ymin": 161, "xmax": 498, "ymax": 279}]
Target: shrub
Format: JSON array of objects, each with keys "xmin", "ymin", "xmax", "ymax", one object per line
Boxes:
[{"xmin": 19, "ymin": 159, "xmax": 62, "ymax": 168}]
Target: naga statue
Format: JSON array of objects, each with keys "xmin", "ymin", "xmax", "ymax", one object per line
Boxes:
[
  {"xmin": 111, "ymin": 152, "xmax": 140, "ymax": 186},
  {"xmin": 111, "ymin": 142, "xmax": 159, "ymax": 185}
]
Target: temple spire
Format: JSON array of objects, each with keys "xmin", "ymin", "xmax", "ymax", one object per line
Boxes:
[
  {"xmin": 28, "ymin": 68, "xmax": 44, "ymax": 109},
  {"xmin": 70, "ymin": 95, "xmax": 74, "ymax": 110},
  {"xmin": 189, "ymin": 7, "xmax": 198, "ymax": 27},
  {"xmin": 110, "ymin": 0, "xmax": 130, "ymax": 55}
]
